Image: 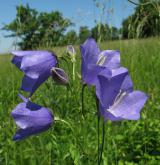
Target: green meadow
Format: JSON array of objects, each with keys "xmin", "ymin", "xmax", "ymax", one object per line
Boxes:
[{"xmin": 0, "ymin": 37, "xmax": 160, "ymax": 165}]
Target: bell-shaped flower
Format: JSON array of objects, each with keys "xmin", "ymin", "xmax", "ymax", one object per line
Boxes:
[
  {"xmin": 11, "ymin": 94, "xmax": 53, "ymax": 141},
  {"xmin": 96, "ymin": 67, "xmax": 148, "ymax": 121},
  {"xmin": 11, "ymin": 51, "xmax": 57, "ymax": 96},
  {"xmin": 51, "ymin": 67, "xmax": 69, "ymax": 85},
  {"xmin": 80, "ymin": 37, "xmax": 120, "ymax": 85}
]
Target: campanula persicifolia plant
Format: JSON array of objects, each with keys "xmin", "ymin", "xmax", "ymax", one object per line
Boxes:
[{"xmin": 11, "ymin": 38, "xmax": 148, "ymax": 165}]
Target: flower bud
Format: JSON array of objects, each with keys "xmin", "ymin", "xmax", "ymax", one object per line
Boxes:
[
  {"xmin": 51, "ymin": 67, "xmax": 69, "ymax": 85},
  {"xmin": 66, "ymin": 45, "xmax": 76, "ymax": 63}
]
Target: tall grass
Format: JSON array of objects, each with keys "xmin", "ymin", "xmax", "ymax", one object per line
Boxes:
[{"xmin": 0, "ymin": 38, "xmax": 160, "ymax": 165}]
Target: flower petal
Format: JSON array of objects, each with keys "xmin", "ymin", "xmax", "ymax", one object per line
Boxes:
[
  {"xmin": 80, "ymin": 37, "xmax": 100, "ymax": 66},
  {"xmin": 12, "ymin": 50, "xmax": 54, "ymax": 57},
  {"xmin": 96, "ymin": 67, "xmax": 128, "ymax": 108},
  {"xmin": 107, "ymin": 91, "xmax": 148, "ymax": 120},
  {"xmin": 97, "ymin": 50, "xmax": 120, "ymax": 69},
  {"xmin": 11, "ymin": 97, "xmax": 53, "ymax": 141},
  {"xmin": 21, "ymin": 70, "xmax": 50, "ymax": 96},
  {"xmin": 12, "ymin": 56, "xmax": 23, "ymax": 69},
  {"xmin": 11, "ymin": 50, "xmax": 57, "ymax": 95},
  {"xmin": 82, "ymin": 64, "xmax": 108, "ymax": 85},
  {"xmin": 121, "ymin": 75, "xmax": 133, "ymax": 93},
  {"xmin": 99, "ymin": 103, "xmax": 122, "ymax": 121},
  {"xmin": 20, "ymin": 51, "xmax": 57, "ymax": 78}
]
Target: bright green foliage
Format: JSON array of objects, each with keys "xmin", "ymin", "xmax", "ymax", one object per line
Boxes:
[
  {"xmin": 79, "ymin": 26, "xmax": 91, "ymax": 43},
  {"xmin": 0, "ymin": 38, "xmax": 160, "ymax": 164},
  {"xmin": 122, "ymin": 0, "xmax": 160, "ymax": 38},
  {"xmin": 2, "ymin": 4, "xmax": 72, "ymax": 49},
  {"xmin": 63, "ymin": 30, "xmax": 78, "ymax": 45},
  {"xmin": 91, "ymin": 23, "xmax": 119, "ymax": 42}
]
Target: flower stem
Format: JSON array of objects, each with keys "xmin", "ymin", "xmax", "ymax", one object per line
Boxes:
[
  {"xmin": 95, "ymin": 97, "xmax": 100, "ymax": 164},
  {"xmin": 96, "ymin": 97, "xmax": 105, "ymax": 165},
  {"xmin": 72, "ymin": 62, "xmax": 75, "ymax": 81},
  {"xmin": 81, "ymin": 84, "xmax": 86, "ymax": 118},
  {"xmin": 98, "ymin": 121, "xmax": 105, "ymax": 165}
]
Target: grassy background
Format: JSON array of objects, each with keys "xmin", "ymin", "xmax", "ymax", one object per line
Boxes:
[{"xmin": 0, "ymin": 38, "xmax": 160, "ymax": 165}]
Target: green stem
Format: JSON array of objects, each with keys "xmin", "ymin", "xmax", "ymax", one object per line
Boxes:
[
  {"xmin": 54, "ymin": 117, "xmax": 74, "ymax": 132},
  {"xmin": 72, "ymin": 62, "xmax": 75, "ymax": 81},
  {"xmin": 95, "ymin": 97, "xmax": 100, "ymax": 164},
  {"xmin": 98, "ymin": 121, "xmax": 105, "ymax": 165},
  {"xmin": 81, "ymin": 84, "xmax": 86, "ymax": 118}
]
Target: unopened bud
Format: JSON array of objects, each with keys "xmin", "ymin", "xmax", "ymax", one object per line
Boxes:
[
  {"xmin": 51, "ymin": 67, "xmax": 69, "ymax": 85},
  {"xmin": 66, "ymin": 45, "xmax": 76, "ymax": 63}
]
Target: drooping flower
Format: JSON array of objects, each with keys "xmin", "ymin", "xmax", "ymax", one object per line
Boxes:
[
  {"xmin": 96, "ymin": 67, "xmax": 148, "ymax": 121},
  {"xmin": 51, "ymin": 67, "xmax": 69, "ymax": 85},
  {"xmin": 11, "ymin": 51, "xmax": 57, "ymax": 96},
  {"xmin": 11, "ymin": 94, "xmax": 53, "ymax": 141},
  {"xmin": 80, "ymin": 37, "xmax": 120, "ymax": 85}
]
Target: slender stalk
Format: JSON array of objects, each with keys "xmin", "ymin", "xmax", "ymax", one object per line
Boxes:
[
  {"xmin": 128, "ymin": 0, "xmax": 152, "ymax": 6},
  {"xmin": 98, "ymin": 121, "xmax": 105, "ymax": 165},
  {"xmin": 81, "ymin": 84, "xmax": 86, "ymax": 118},
  {"xmin": 72, "ymin": 61, "xmax": 75, "ymax": 81},
  {"xmin": 95, "ymin": 97, "xmax": 100, "ymax": 164},
  {"xmin": 97, "ymin": 115, "xmax": 100, "ymax": 164}
]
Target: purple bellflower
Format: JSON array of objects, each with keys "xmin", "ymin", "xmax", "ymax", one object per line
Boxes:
[
  {"xmin": 80, "ymin": 37, "xmax": 120, "ymax": 85},
  {"xmin": 11, "ymin": 51, "xmax": 57, "ymax": 96},
  {"xmin": 96, "ymin": 67, "xmax": 148, "ymax": 121},
  {"xmin": 11, "ymin": 94, "xmax": 53, "ymax": 141}
]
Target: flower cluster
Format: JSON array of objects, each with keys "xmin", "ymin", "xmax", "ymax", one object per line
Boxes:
[
  {"xmin": 11, "ymin": 50, "xmax": 68, "ymax": 141},
  {"xmin": 11, "ymin": 37, "xmax": 148, "ymax": 142},
  {"xmin": 80, "ymin": 38, "xmax": 148, "ymax": 121}
]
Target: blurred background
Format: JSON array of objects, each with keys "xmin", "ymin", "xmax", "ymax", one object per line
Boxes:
[{"xmin": 0, "ymin": 0, "xmax": 159, "ymax": 53}]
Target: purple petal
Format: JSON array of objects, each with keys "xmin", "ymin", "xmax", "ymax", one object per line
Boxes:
[
  {"xmin": 107, "ymin": 91, "xmax": 148, "ymax": 120},
  {"xmin": 21, "ymin": 69, "xmax": 50, "ymax": 96},
  {"xmin": 20, "ymin": 51, "xmax": 57, "ymax": 78},
  {"xmin": 12, "ymin": 56, "xmax": 23, "ymax": 69},
  {"xmin": 80, "ymin": 38, "xmax": 100, "ymax": 83},
  {"xmin": 96, "ymin": 67, "xmax": 128, "ymax": 108},
  {"xmin": 80, "ymin": 37, "xmax": 100, "ymax": 67},
  {"xmin": 81, "ymin": 54, "xmax": 88, "ymax": 84},
  {"xmin": 11, "ymin": 96, "xmax": 53, "ymax": 141},
  {"xmin": 97, "ymin": 50, "xmax": 120, "ymax": 69},
  {"xmin": 121, "ymin": 75, "xmax": 133, "ymax": 93},
  {"xmin": 11, "ymin": 51, "xmax": 57, "ymax": 95},
  {"xmin": 82, "ymin": 64, "xmax": 109, "ymax": 85},
  {"xmin": 80, "ymin": 38, "xmax": 122, "ymax": 86},
  {"xmin": 12, "ymin": 50, "xmax": 54, "ymax": 57},
  {"xmin": 99, "ymin": 103, "xmax": 122, "ymax": 121},
  {"xmin": 80, "ymin": 41, "xmax": 112, "ymax": 85}
]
